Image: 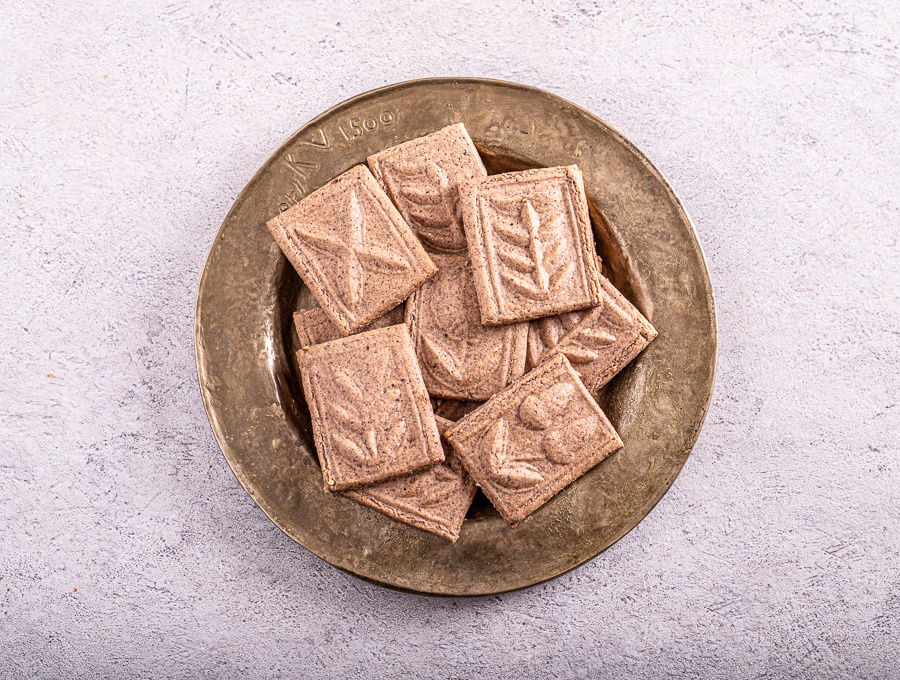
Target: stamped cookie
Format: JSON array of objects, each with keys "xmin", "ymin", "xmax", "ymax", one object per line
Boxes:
[
  {"xmin": 540, "ymin": 275, "xmax": 657, "ymax": 391},
  {"xmin": 293, "ymin": 304, "xmax": 405, "ymax": 347},
  {"xmin": 267, "ymin": 165, "xmax": 437, "ymax": 335},
  {"xmin": 444, "ymin": 354, "xmax": 622, "ymax": 526},
  {"xmin": 344, "ymin": 416, "xmax": 477, "ymax": 542},
  {"xmin": 298, "ymin": 324, "xmax": 444, "ymax": 491},
  {"xmin": 459, "ymin": 165, "xmax": 603, "ymax": 325},
  {"xmin": 406, "ymin": 253, "xmax": 528, "ymax": 400},
  {"xmin": 525, "ymin": 310, "xmax": 587, "ymax": 370},
  {"xmin": 368, "ymin": 123, "xmax": 487, "ymax": 253}
]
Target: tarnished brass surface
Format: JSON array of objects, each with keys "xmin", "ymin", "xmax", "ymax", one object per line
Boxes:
[{"xmin": 195, "ymin": 78, "xmax": 717, "ymax": 596}]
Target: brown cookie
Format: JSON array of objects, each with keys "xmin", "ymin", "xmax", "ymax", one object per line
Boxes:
[
  {"xmin": 343, "ymin": 415, "xmax": 477, "ymax": 542},
  {"xmin": 459, "ymin": 165, "xmax": 603, "ymax": 325},
  {"xmin": 406, "ymin": 253, "xmax": 528, "ymax": 400},
  {"xmin": 368, "ymin": 123, "xmax": 487, "ymax": 254},
  {"xmin": 525, "ymin": 310, "xmax": 587, "ymax": 370},
  {"xmin": 293, "ymin": 304, "xmax": 405, "ymax": 347},
  {"xmin": 267, "ymin": 165, "xmax": 437, "ymax": 335},
  {"xmin": 444, "ymin": 353, "xmax": 622, "ymax": 526},
  {"xmin": 433, "ymin": 398, "xmax": 484, "ymax": 422},
  {"xmin": 540, "ymin": 275, "xmax": 657, "ymax": 391},
  {"xmin": 298, "ymin": 324, "xmax": 444, "ymax": 491}
]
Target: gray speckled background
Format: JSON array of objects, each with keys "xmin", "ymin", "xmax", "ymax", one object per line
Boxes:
[{"xmin": 2, "ymin": 1, "xmax": 898, "ymax": 678}]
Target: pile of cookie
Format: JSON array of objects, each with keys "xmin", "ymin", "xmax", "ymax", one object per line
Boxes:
[{"xmin": 267, "ymin": 124, "xmax": 656, "ymax": 542}]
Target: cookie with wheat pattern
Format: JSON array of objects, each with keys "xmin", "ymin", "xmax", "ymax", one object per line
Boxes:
[
  {"xmin": 459, "ymin": 165, "xmax": 603, "ymax": 325},
  {"xmin": 298, "ymin": 324, "xmax": 444, "ymax": 491},
  {"xmin": 444, "ymin": 354, "xmax": 622, "ymax": 526},
  {"xmin": 367, "ymin": 123, "xmax": 487, "ymax": 254},
  {"xmin": 540, "ymin": 274, "xmax": 657, "ymax": 391},
  {"xmin": 343, "ymin": 416, "xmax": 477, "ymax": 542},
  {"xmin": 525, "ymin": 309, "xmax": 587, "ymax": 370},
  {"xmin": 267, "ymin": 165, "xmax": 437, "ymax": 335}
]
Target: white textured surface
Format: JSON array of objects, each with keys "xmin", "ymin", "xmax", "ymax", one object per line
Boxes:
[{"xmin": 2, "ymin": 1, "xmax": 898, "ymax": 677}]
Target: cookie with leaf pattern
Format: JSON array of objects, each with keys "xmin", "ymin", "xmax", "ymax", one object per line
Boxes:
[
  {"xmin": 459, "ymin": 165, "xmax": 603, "ymax": 325},
  {"xmin": 525, "ymin": 309, "xmax": 587, "ymax": 370},
  {"xmin": 444, "ymin": 353, "xmax": 622, "ymax": 526},
  {"xmin": 368, "ymin": 123, "xmax": 487, "ymax": 253},
  {"xmin": 406, "ymin": 253, "xmax": 528, "ymax": 400},
  {"xmin": 267, "ymin": 165, "xmax": 437, "ymax": 335},
  {"xmin": 298, "ymin": 324, "xmax": 444, "ymax": 491},
  {"xmin": 343, "ymin": 416, "xmax": 477, "ymax": 542},
  {"xmin": 541, "ymin": 274, "xmax": 657, "ymax": 391}
]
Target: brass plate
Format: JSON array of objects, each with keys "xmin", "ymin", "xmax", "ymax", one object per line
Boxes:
[{"xmin": 195, "ymin": 78, "xmax": 717, "ymax": 596}]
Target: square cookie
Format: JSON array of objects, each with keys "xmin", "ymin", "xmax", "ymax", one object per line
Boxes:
[
  {"xmin": 293, "ymin": 304, "xmax": 405, "ymax": 347},
  {"xmin": 344, "ymin": 416, "xmax": 477, "ymax": 542},
  {"xmin": 525, "ymin": 309, "xmax": 587, "ymax": 370},
  {"xmin": 444, "ymin": 353, "xmax": 622, "ymax": 526},
  {"xmin": 298, "ymin": 324, "xmax": 444, "ymax": 491},
  {"xmin": 405, "ymin": 253, "xmax": 528, "ymax": 400},
  {"xmin": 459, "ymin": 165, "xmax": 603, "ymax": 325},
  {"xmin": 540, "ymin": 275, "xmax": 657, "ymax": 391},
  {"xmin": 368, "ymin": 123, "xmax": 487, "ymax": 254},
  {"xmin": 267, "ymin": 165, "xmax": 437, "ymax": 335}
]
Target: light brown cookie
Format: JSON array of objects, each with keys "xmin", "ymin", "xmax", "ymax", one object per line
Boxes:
[
  {"xmin": 444, "ymin": 354, "xmax": 622, "ymax": 526},
  {"xmin": 540, "ymin": 275, "xmax": 657, "ymax": 391},
  {"xmin": 293, "ymin": 304, "xmax": 405, "ymax": 347},
  {"xmin": 459, "ymin": 165, "xmax": 603, "ymax": 325},
  {"xmin": 368, "ymin": 123, "xmax": 487, "ymax": 253},
  {"xmin": 298, "ymin": 324, "xmax": 444, "ymax": 491},
  {"xmin": 343, "ymin": 415, "xmax": 477, "ymax": 542},
  {"xmin": 267, "ymin": 165, "xmax": 437, "ymax": 335},
  {"xmin": 525, "ymin": 310, "xmax": 587, "ymax": 370},
  {"xmin": 405, "ymin": 253, "xmax": 528, "ymax": 400}
]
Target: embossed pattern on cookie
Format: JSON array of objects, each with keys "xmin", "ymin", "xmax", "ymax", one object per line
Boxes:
[
  {"xmin": 459, "ymin": 165, "xmax": 603, "ymax": 325},
  {"xmin": 525, "ymin": 310, "xmax": 587, "ymax": 370},
  {"xmin": 540, "ymin": 275, "xmax": 657, "ymax": 391},
  {"xmin": 444, "ymin": 353, "xmax": 622, "ymax": 526},
  {"xmin": 406, "ymin": 253, "xmax": 528, "ymax": 400},
  {"xmin": 293, "ymin": 304, "xmax": 405, "ymax": 347},
  {"xmin": 267, "ymin": 165, "xmax": 437, "ymax": 335},
  {"xmin": 368, "ymin": 123, "xmax": 487, "ymax": 253},
  {"xmin": 298, "ymin": 324, "xmax": 444, "ymax": 491},
  {"xmin": 343, "ymin": 416, "xmax": 477, "ymax": 542}
]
